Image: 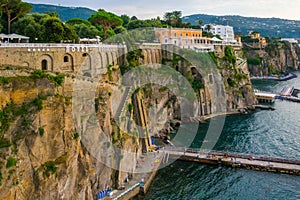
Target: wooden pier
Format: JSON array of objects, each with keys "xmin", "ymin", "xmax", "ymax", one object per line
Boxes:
[{"xmin": 164, "ymin": 148, "xmax": 300, "ymax": 175}]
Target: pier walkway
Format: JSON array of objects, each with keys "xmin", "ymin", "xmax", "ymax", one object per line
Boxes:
[
  {"xmin": 250, "ymin": 73, "xmax": 297, "ymax": 81},
  {"xmin": 164, "ymin": 147, "xmax": 300, "ymax": 175},
  {"xmin": 255, "ymin": 86, "xmax": 300, "ymax": 103},
  {"xmin": 98, "ymin": 147, "xmax": 300, "ymax": 199}
]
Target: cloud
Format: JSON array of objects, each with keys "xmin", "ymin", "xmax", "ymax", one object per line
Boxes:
[{"xmin": 25, "ymin": 0, "xmax": 300, "ymax": 20}]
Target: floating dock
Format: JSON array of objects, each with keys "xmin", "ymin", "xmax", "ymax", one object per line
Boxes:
[
  {"xmin": 254, "ymin": 91, "xmax": 277, "ymax": 103},
  {"xmin": 255, "ymin": 86, "xmax": 300, "ymax": 103},
  {"xmin": 164, "ymin": 148, "xmax": 300, "ymax": 176}
]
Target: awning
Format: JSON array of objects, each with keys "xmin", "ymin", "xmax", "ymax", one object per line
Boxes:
[
  {"xmin": 7, "ymin": 33, "xmax": 29, "ymax": 39},
  {"xmin": 0, "ymin": 33, "xmax": 29, "ymax": 40},
  {"xmin": 210, "ymin": 37, "xmax": 223, "ymax": 42}
]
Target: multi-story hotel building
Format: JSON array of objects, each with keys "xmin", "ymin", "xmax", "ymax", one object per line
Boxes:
[
  {"xmin": 154, "ymin": 28, "xmax": 222, "ymax": 52},
  {"xmin": 202, "ymin": 24, "xmax": 237, "ymax": 43}
]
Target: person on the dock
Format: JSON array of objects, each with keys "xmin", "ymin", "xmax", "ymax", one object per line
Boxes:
[{"xmin": 225, "ymin": 153, "xmax": 229, "ymax": 159}]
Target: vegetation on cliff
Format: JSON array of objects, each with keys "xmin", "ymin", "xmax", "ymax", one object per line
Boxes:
[{"xmin": 245, "ymin": 38, "xmax": 300, "ymax": 76}]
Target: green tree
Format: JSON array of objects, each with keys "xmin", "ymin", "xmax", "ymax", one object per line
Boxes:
[
  {"xmin": 39, "ymin": 15, "xmax": 78, "ymax": 43},
  {"xmin": 130, "ymin": 16, "xmax": 138, "ymax": 20},
  {"xmin": 127, "ymin": 19, "xmax": 144, "ymax": 30},
  {"xmin": 88, "ymin": 9, "xmax": 123, "ymax": 39},
  {"xmin": 12, "ymin": 14, "xmax": 42, "ymax": 42},
  {"xmin": 163, "ymin": 11, "xmax": 183, "ymax": 27},
  {"xmin": 198, "ymin": 19, "xmax": 203, "ymax": 27},
  {"xmin": 0, "ymin": 0, "xmax": 32, "ymax": 33},
  {"xmin": 114, "ymin": 25, "xmax": 126, "ymax": 34},
  {"xmin": 41, "ymin": 16, "xmax": 64, "ymax": 42},
  {"xmin": 224, "ymin": 46, "xmax": 236, "ymax": 65},
  {"xmin": 120, "ymin": 14, "xmax": 130, "ymax": 28},
  {"xmin": 205, "ymin": 24, "xmax": 211, "ymax": 32},
  {"xmin": 63, "ymin": 23, "xmax": 78, "ymax": 42},
  {"xmin": 66, "ymin": 18, "xmax": 91, "ymax": 26},
  {"xmin": 72, "ymin": 23, "xmax": 102, "ymax": 39}
]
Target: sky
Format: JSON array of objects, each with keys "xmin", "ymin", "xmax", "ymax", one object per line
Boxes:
[{"xmin": 25, "ymin": 0, "xmax": 300, "ymax": 21}]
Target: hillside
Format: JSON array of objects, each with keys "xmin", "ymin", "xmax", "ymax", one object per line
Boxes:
[
  {"xmin": 28, "ymin": 3, "xmax": 300, "ymax": 38},
  {"xmin": 29, "ymin": 3, "xmax": 96, "ymax": 21},
  {"xmin": 182, "ymin": 14, "xmax": 300, "ymax": 38}
]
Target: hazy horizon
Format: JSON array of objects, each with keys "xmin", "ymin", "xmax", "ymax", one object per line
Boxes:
[{"xmin": 25, "ymin": 0, "xmax": 300, "ymax": 21}]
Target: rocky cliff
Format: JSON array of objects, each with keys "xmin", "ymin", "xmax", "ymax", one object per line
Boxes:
[
  {"xmin": 0, "ymin": 67, "xmax": 146, "ymax": 199},
  {"xmin": 0, "ymin": 44, "xmax": 256, "ymax": 199},
  {"xmin": 246, "ymin": 41, "xmax": 300, "ymax": 76}
]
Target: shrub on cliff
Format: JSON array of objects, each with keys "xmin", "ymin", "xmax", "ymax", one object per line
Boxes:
[{"xmin": 6, "ymin": 157, "xmax": 17, "ymax": 168}]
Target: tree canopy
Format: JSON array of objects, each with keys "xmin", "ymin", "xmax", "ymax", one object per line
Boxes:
[
  {"xmin": 0, "ymin": 0, "xmax": 32, "ymax": 33},
  {"xmin": 0, "ymin": 4, "xmax": 222, "ymax": 44},
  {"xmin": 88, "ymin": 9, "xmax": 123, "ymax": 39},
  {"xmin": 13, "ymin": 13, "xmax": 78, "ymax": 42},
  {"xmin": 164, "ymin": 11, "xmax": 183, "ymax": 27}
]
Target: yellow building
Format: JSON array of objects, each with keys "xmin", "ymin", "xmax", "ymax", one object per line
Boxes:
[
  {"xmin": 250, "ymin": 32, "xmax": 261, "ymax": 39},
  {"xmin": 249, "ymin": 31, "xmax": 267, "ymax": 48},
  {"xmin": 154, "ymin": 28, "xmax": 215, "ymax": 52}
]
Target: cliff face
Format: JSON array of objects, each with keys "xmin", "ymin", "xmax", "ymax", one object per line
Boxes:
[
  {"xmin": 0, "ymin": 45, "xmax": 256, "ymax": 199},
  {"xmin": 247, "ymin": 41, "xmax": 300, "ymax": 76},
  {"xmin": 0, "ymin": 68, "xmax": 144, "ymax": 199}
]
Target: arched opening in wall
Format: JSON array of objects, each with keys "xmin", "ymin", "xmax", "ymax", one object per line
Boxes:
[
  {"xmin": 83, "ymin": 72, "xmax": 92, "ymax": 77},
  {"xmin": 81, "ymin": 53, "xmax": 92, "ymax": 71},
  {"xmin": 98, "ymin": 52, "xmax": 103, "ymax": 68},
  {"xmin": 21, "ymin": 62, "xmax": 29, "ymax": 67},
  {"xmin": 61, "ymin": 54, "xmax": 74, "ymax": 72},
  {"xmin": 209, "ymin": 74, "xmax": 214, "ymax": 84},
  {"xmin": 64, "ymin": 56, "xmax": 69, "ymax": 62},
  {"xmin": 42, "ymin": 59, "xmax": 47, "ymax": 70},
  {"xmin": 39, "ymin": 54, "xmax": 53, "ymax": 71},
  {"xmin": 111, "ymin": 52, "xmax": 115, "ymax": 66}
]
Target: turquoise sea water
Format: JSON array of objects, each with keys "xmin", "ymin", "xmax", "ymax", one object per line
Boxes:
[{"xmin": 142, "ymin": 71, "xmax": 300, "ymax": 200}]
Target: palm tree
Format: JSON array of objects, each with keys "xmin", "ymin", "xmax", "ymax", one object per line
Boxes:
[{"xmin": 205, "ymin": 24, "xmax": 211, "ymax": 32}]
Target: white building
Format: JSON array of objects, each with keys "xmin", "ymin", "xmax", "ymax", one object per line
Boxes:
[
  {"xmin": 202, "ymin": 24, "xmax": 236, "ymax": 43},
  {"xmin": 281, "ymin": 38, "xmax": 299, "ymax": 44},
  {"xmin": 155, "ymin": 28, "xmax": 223, "ymax": 52}
]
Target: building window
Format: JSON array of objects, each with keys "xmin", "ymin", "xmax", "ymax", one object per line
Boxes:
[
  {"xmin": 174, "ymin": 33, "xmax": 177, "ymax": 37},
  {"xmin": 64, "ymin": 56, "xmax": 69, "ymax": 62},
  {"xmin": 83, "ymin": 53, "xmax": 88, "ymax": 57},
  {"xmin": 41, "ymin": 59, "xmax": 47, "ymax": 70}
]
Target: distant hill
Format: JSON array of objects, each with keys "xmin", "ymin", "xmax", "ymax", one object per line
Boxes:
[
  {"xmin": 29, "ymin": 3, "xmax": 96, "ymax": 21},
  {"xmin": 29, "ymin": 3, "xmax": 300, "ymax": 38},
  {"xmin": 182, "ymin": 14, "xmax": 300, "ymax": 38}
]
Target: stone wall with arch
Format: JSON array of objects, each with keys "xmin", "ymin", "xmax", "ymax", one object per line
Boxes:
[
  {"xmin": 39, "ymin": 54, "xmax": 53, "ymax": 71},
  {"xmin": 60, "ymin": 53, "xmax": 74, "ymax": 72},
  {"xmin": 0, "ymin": 44, "xmax": 166, "ymax": 77}
]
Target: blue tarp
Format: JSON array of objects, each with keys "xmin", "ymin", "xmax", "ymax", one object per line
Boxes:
[{"xmin": 97, "ymin": 190, "xmax": 108, "ymax": 200}]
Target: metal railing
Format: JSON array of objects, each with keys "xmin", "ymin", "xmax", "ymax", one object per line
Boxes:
[
  {"xmin": 0, "ymin": 43, "xmax": 126, "ymax": 49},
  {"xmin": 113, "ymin": 183, "xmax": 140, "ymax": 200},
  {"xmin": 164, "ymin": 146, "xmax": 300, "ymax": 165}
]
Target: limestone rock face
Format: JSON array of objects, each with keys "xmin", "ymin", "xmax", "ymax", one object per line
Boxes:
[
  {"xmin": 0, "ymin": 76, "xmax": 112, "ymax": 199},
  {"xmin": 247, "ymin": 42, "xmax": 300, "ymax": 76},
  {"xmin": 0, "ymin": 45, "xmax": 257, "ymax": 199}
]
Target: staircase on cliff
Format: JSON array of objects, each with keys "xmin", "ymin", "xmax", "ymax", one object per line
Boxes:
[{"xmin": 114, "ymin": 86, "xmax": 131, "ymax": 121}]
